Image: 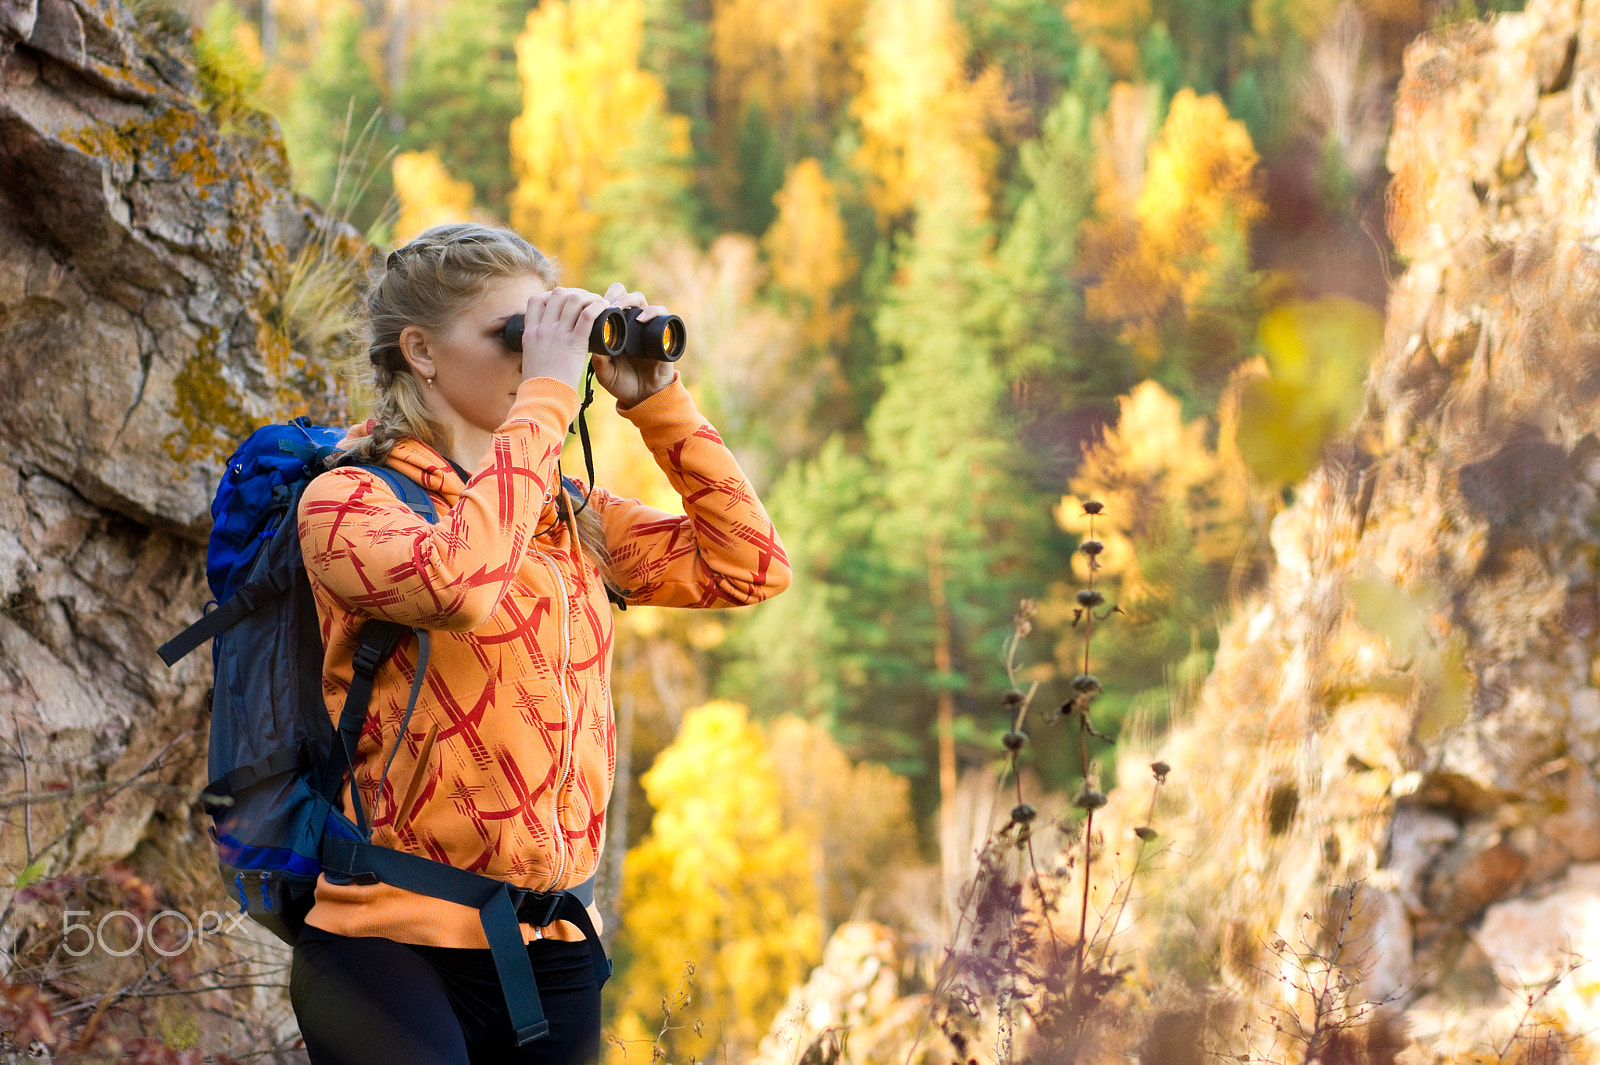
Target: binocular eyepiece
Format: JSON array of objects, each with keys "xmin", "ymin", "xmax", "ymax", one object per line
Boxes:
[{"xmin": 500, "ymin": 306, "xmax": 687, "ymax": 362}]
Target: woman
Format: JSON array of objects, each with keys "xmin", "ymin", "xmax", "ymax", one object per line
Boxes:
[{"xmin": 289, "ymin": 223, "xmax": 790, "ymax": 1065}]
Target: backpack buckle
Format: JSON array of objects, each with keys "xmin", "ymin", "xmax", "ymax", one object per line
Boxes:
[
  {"xmin": 351, "ymin": 638, "xmax": 387, "ymax": 678},
  {"xmin": 511, "ymin": 888, "xmax": 563, "ymax": 929}
]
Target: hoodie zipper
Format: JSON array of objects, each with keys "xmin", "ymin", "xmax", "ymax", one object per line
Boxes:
[{"xmin": 533, "ymin": 551, "xmax": 576, "ymax": 891}]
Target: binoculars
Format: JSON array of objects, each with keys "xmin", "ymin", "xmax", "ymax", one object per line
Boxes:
[{"xmin": 500, "ymin": 306, "xmax": 687, "ymax": 362}]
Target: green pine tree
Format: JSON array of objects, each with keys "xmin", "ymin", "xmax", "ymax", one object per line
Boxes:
[
  {"xmin": 719, "ymin": 437, "xmax": 906, "ymax": 743},
  {"xmin": 398, "ymin": 0, "xmax": 532, "ymax": 213},
  {"xmin": 279, "ymin": 5, "xmax": 396, "ymax": 235},
  {"xmin": 641, "ymin": 0, "xmax": 716, "ymax": 238},
  {"xmin": 954, "ymin": 0, "xmax": 1079, "ymax": 121},
  {"xmin": 1140, "ymin": 22, "xmax": 1184, "ymax": 107}
]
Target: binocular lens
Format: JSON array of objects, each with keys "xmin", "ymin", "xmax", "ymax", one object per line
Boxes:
[
  {"xmin": 648, "ymin": 316, "xmax": 686, "ymax": 362},
  {"xmin": 498, "ymin": 305, "xmax": 687, "ymax": 362}
]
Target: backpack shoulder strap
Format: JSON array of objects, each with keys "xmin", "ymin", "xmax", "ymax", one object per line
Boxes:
[
  {"xmin": 328, "ymin": 463, "xmax": 439, "ymax": 834},
  {"xmin": 358, "ymin": 464, "xmax": 439, "ymax": 523}
]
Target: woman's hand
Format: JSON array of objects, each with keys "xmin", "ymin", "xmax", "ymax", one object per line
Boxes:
[
  {"xmin": 519, "ymin": 287, "xmax": 609, "ymax": 395},
  {"xmin": 591, "ymin": 282, "xmax": 678, "ymax": 408}
]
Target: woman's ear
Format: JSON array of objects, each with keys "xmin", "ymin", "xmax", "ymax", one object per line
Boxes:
[{"xmin": 399, "ymin": 325, "xmax": 435, "ymax": 381}]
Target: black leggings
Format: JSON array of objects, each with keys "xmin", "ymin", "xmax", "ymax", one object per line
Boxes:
[{"xmin": 290, "ymin": 925, "xmax": 601, "ymax": 1065}]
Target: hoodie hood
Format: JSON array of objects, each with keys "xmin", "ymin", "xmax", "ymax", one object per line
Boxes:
[{"xmin": 339, "ymin": 420, "xmax": 506, "ymax": 512}]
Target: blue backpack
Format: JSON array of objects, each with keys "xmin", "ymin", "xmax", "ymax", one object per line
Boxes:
[{"xmin": 159, "ymin": 417, "xmax": 608, "ymax": 1046}]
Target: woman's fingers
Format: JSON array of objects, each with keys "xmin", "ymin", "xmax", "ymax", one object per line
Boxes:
[
  {"xmin": 526, "ymin": 286, "xmax": 578, "ymax": 329},
  {"xmin": 604, "ymin": 284, "xmax": 653, "ymax": 314},
  {"xmin": 525, "ymin": 289, "xmax": 550, "ymax": 330},
  {"xmin": 556, "ymin": 289, "xmax": 585, "ymax": 333},
  {"xmin": 518, "ymin": 288, "xmax": 611, "ymax": 392},
  {"xmin": 576, "ymin": 295, "xmax": 607, "ymax": 336},
  {"xmin": 531, "ymin": 287, "xmax": 601, "ymax": 334}
]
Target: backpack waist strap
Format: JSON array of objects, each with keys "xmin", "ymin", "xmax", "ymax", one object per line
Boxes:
[{"xmin": 319, "ymin": 836, "xmax": 611, "ymax": 1046}]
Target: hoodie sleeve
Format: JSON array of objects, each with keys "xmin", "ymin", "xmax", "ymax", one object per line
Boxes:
[
  {"xmin": 596, "ymin": 376, "xmax": 791, "ymax": 608},
  {"xmin": 297, "ymin": 378, "xmax": 581, "ymax": 630}
]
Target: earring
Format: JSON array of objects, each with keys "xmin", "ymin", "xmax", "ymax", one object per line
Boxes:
[{"xmin": 427, "ymin": 376, "xmax": 436, "ymax": 387}]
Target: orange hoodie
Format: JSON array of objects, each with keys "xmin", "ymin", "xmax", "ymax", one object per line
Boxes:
[{"xmin": 295, "ymin": 374, "xmax": 789, "ymax": 947}]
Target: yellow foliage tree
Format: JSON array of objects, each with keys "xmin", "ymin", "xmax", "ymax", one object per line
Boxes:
[
  {"xmin": 851, "ymin": 0, "xmax": 1013, "ymax": 220},
  {"xmin": 613, "ymin": 702, "xmax": 822, "ymax": 1065},
  {"xmin": 1055, "ymin": 379, "xmax": 1255, "ymax": 605},
  {"xmin": 508, "ymin": 0, "xmax": 688, "ymax": 283},
  {"xmin": 392, "ymin": 150, "xmax": 475, "ymax": 242},
  {"xmin": 1080, "ymin": 87, "xmax": 1264, "ymax": 363},
  {"xmin": 1136, "ymin": 89, "xmax": 1264, "ymax": 303},
  {"xmin": 710, "ymin": 0, "xmax": 867, "ymax": 145},
  {"xmin": 762, "ymin": 158, "xmax": 855, "ymax": 350},
  {"xmin": 766, "ymin": 715, "xmax": 918, "ymax": 938},
  {"xmin": 1066, "ymin": 0, "xmax": 1152, "ymax": 79},
  {"xmin": 1049, "ymin": 378, "xmax": 1268, "ymax": 717}
]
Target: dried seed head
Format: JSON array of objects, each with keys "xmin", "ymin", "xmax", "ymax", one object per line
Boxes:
[
  {"xmin": 1071, "ymin": 674, "xmax": 1102, "ymax": 695},
  {"xmin": 1151, "ymin": 760, "xmax": 1171, "ymax": 783},
  {"xmin": 1002, "ymin": 730, "xmax": 1028, "ymax": 751},
  {"xmin": 1074, "ymin": 789, "xmax": 1108, "ymax": 811},
  {"xmin": 1080, "ymin": 539, "xmax": 1104, "ymax": 556},
  {"xmin": 1075, "ymin": 589, "xmax": 1106, "ymax": 608},
  {"xmin": 1082, "ymin": 500, "xmax": 1104, "ymax": 515},
  {"xmin": 1134, "ymin": 826, "xmax": 1158, "ymax": 842},
  {"xmin": 1011, "ymin": 803, "xmax": 1037, "ymax": 824},
  {"xmin": 1002, "ymin": 690, "xmax": 1024, "ymax": 709}
]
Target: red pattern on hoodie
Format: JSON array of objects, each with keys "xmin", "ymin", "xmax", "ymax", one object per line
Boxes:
[{"xmin": 296, "ymin": 375, "xmax": 789, "ymax": 946}]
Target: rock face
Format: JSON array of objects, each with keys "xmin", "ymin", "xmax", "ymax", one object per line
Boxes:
[
  {"xmin": 1125, "ymin": 0, "xmax": 1600, "ymax": 1054},
  {"xmin": 752, "ymin": 923, "xmax": 956, "ymax": 1065},
  {"xmin": 0, "ymin": 0, "xmax": 352, "ymax": 1049}
]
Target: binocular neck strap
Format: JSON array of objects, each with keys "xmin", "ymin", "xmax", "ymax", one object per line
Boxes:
[{"xmin": 569, "ymin": 362, "xmax": 598, "ymax": 519}]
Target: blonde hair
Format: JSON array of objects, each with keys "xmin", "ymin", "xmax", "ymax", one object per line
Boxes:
[{"xmin": 338, "ymin": 222, "xmax": 618, "ymax": 590}]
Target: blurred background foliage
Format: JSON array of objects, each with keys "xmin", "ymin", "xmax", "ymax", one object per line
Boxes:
[{"xmin": 180, "ymin": 0, "xmax": 1521, "ymax": 1050}]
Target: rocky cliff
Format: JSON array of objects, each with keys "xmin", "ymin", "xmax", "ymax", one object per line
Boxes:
[
  {"xmin": 1093, "ymin": 0, "xmax": 1600, "ymax": 1055},
  {"xmin": 0, "ymin": 0, "xmax": 354, "ymax": 1055}
]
